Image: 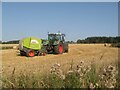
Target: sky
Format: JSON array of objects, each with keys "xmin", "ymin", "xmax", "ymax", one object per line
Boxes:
[
  {"xmin": 2, "ymin": 2, "xmax": 118, "ymax": 41},
  {"xmin": 1, "ymin": 0, "xmax": 120, "ymax": 2}
]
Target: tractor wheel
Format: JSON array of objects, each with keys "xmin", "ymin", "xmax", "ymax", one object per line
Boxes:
[
  {"xmin": 54, "ymin": 42, "xmax": 64, "ymax": 54},
  {"xmin": 26, "ymin": 50, "xmax": 35, "ymax": 57},
  {"xmin": 20, "ymin": 51, "xmax": 25, "ymax": 56},
  {"xmin": 38, "ymin": 49, "xmax": 47, "ymax": 56},
  {"xmin": 65, "ymin": 48, "xmax": 68, "ymax": 53},
  {"xmin": 65, "ymin": 44, "xmax": 68, "ymax": 53}
]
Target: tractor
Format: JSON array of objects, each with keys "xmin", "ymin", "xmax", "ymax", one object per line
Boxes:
[
  {"xmin": 18, "ymin": 37, "xmax": 47, "ymax": 57},
  {"xmin": 43, "ymin": 32, "xmax": 68, "ymax": 54}
]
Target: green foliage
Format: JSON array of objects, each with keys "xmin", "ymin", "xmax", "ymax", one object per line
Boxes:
[
  {"xmin": 1, "ymin": 46, "xmax": 13, "ymax": 50},
  {"xmin": 43, "ymin": 74, "xmax": 64, "ymax": 88},
  {"xmin": 2, "ymin": 36, "xmax": 120, "ymax": 45},
  {"xmin": 111, "ymin": 43, "xmax": 120, "ymax": 48},
  {"xmin": 2, "ymin": 40, "xmax": 19, "ymax": 44},
  {"xmin": 85, "ymin": 63, "xmax": 99, "ymax": 86},
  {"xmin": 77, "ymin": 36, "xmax": 120, "ymax": 44},
  {"xmin": 66, "ymin": 41, "xmax": 75, "ymax": 44},
  {"xmin": 116, "ymin": 65, "xmax": 120, "ymax": 88},
  {"xmin": 64, "ymin": 72, "xmax": 81, "ymax": 88},
  {"xmin": 1, "ymin": 64, "xmax": 118, "ymax": 88}
]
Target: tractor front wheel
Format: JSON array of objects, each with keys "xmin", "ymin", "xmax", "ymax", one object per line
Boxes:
[{"xmin": 38, "ymin": 49, "xmax": 47, "ymax": 56}]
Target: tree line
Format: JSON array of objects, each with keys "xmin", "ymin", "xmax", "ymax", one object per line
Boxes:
[
  {"xmin": 77, "ymin": 36, "xmax": 120, "ymax": 44},
  {"xmin": 1, "ymin": 40, "xmax": 19, "ymax": 44},
  {"xmin": 0, "ymin": 36, "xmax": 120, "ymax": 44}
]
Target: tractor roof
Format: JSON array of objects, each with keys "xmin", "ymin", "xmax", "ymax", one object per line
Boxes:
[{"xmin": 48, "ymin": 33, "xmax": 65, "ymax": 36}]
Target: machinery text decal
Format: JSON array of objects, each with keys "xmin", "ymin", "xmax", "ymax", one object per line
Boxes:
[{"xmin": 31, "ymin": 40, "xmax": 39, "ymax": 44}]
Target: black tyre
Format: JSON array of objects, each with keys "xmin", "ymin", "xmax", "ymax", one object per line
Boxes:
[
  {"xmin": 20, "ymin": 51, "xmax": 25, "ymax": 56},
  {"xmin": 26, "ymin": 50, "xmax": 35, "ymax": 57},
  {"xmin": 38, "ymin": 49, "xmax": 47, "ymax": 56},
  {"xmin": 54, "ymin": 42, "xmax": 64, "ymax": 54},
  {"xmin": 65, "ymin": 43, "xmax": 68, "ymax": 53},
  {"xmin": 65, "ymin": 48, "xmax": 68, "ymax": 53}
]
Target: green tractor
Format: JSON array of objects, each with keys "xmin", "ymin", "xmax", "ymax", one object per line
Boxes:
[
  {"xmin": 43, "ymin": 32, "xmax": 68, "ymax": 54},
  {"xmin": 19, "ymin": 37, "xmax": 47, "ymax": 57}
]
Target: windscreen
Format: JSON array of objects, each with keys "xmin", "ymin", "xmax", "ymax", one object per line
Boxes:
[{"xmin": 48, "ymin": 34, "xmax": 61, "ymax": 41}]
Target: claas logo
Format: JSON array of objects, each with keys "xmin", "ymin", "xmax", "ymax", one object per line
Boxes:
[{"xmin": 31, "ymin": 40, "xmax": 39, "ymax": 44}]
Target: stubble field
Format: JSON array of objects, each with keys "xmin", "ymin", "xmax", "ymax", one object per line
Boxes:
[{"xmin": 2, "ymin": 44, "xmax": 118, "ymax": 78}]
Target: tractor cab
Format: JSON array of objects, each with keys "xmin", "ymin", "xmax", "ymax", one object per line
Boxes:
[{"xmin": 48, "ymin": 33, "xmax": 65, "ymax": 42}]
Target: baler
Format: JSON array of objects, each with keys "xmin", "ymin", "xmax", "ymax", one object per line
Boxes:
[{"xmin": 19, "ymin": 37, "xmax": 46, "ymax": 57}]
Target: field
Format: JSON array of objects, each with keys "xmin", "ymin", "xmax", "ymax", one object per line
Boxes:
[
  {"xmin": 0, "ymin": 44, "xmax": 18, "ymax": 50},
  {"xmin": 1, "ymin": 44, "xmax": 119, "ymax": 88}
]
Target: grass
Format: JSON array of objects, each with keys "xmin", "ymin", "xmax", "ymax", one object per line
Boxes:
[
  {"xmin": 1, "ymin": 60, "xmax": 118, "ymax": 88},
  {"xmin": 110, "ymin": 43, "xmax": 120, "ymax": 48},
  {"xmin": 1, "ymin": 44, "xmax": 119, "ymax": 88},
  {"xmin": 0, "ymin": 44, "xmax": 18, "ymax": 50},
  {"xmin": 0, "ymin": 46, "xmax": 13, "ymax": 50}
]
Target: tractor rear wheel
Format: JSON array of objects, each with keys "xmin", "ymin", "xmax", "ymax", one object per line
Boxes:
[
  {"xmin": 54, "ymin": 42, "xmax": 64, "ymax": 54},
  {"xmin": 26, "ymin": 50, "xmax": 35, "ymax": 57}
]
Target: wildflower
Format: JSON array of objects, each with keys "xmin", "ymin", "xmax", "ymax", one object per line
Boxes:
[
  {"xmin": 40, "ymin": 81, "xmax": 45, "ymax": 87},
  {"xmin": 109, "ymin": 85, "xmax": 114, "ymax": 88},
  {"xmin": 89, "ymin": 83, "xmax": 95, "ymax": 89},
  {"xmin": 50, "ymin": 63, "xmax": 64, "ymax": 80},
  {"xmin": 95, "ymin": 83, "xmax": 99, "ymax": 87},
  {"xmin": 67, "ymin": 70, "xmax": 74, "ymax": 74},
  {"xmin": 79, "ymin": 73, "xmax": 83, "ymax": 77},
  {"xmin": 61, "ymin": 75, "xmax": 65, "ymax": 80},
  {"xmin": 99, "ymin": 65, "xmax": 117, "ymax": 88}
]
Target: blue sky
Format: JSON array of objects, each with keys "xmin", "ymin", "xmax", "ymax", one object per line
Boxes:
[
  {"xmin": 1, "ymin": 0, "xmax": 120, "ymax": 2},
  {"xmin": 2, "ymin": 2, "xmax": 118, "ymax": 41}
]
